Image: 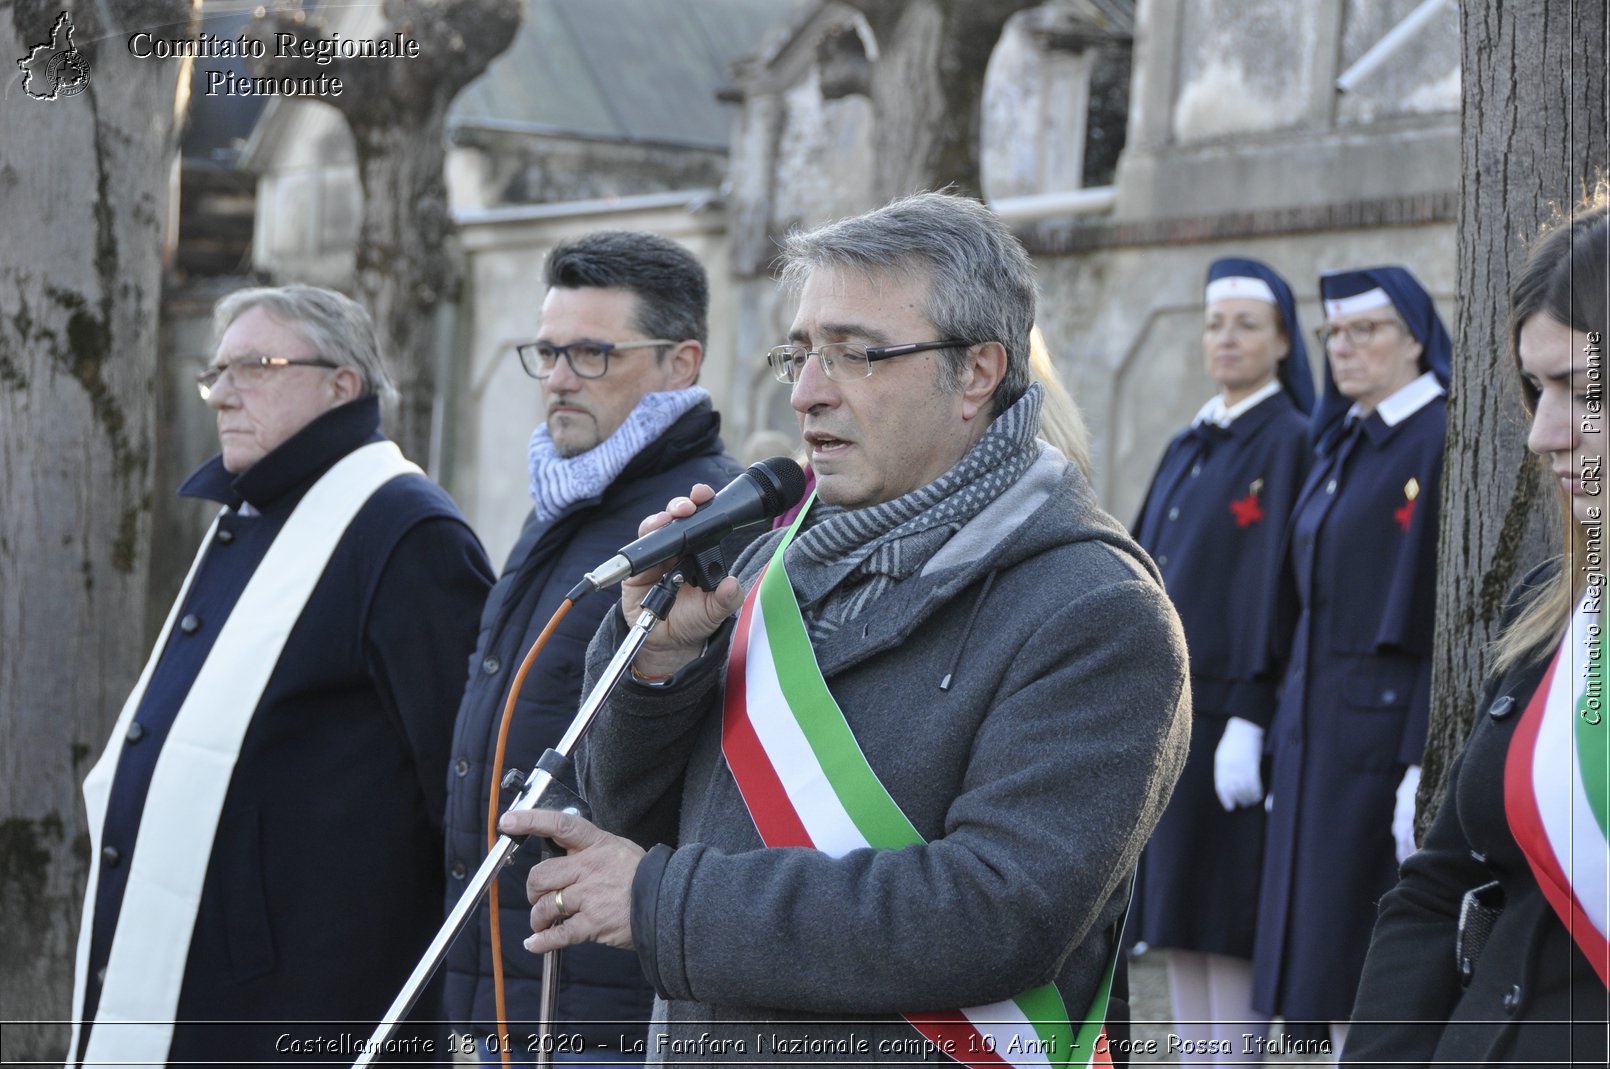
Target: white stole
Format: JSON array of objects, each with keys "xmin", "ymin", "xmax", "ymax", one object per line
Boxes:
[{"xmin": 68, "ymin": 441, "xmax": 420, "ymax": 1067}]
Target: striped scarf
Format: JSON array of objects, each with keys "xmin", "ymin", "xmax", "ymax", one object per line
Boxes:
[
  {"xmin": 527, "ymin": 387, "xmax": 708, "ymax": 522},
  {"xmin": 786, "ymin": 383, "xmax": 1043, "ymax": 642}
]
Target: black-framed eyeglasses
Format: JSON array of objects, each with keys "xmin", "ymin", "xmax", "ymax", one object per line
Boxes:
[
  {"xmin": 516, "ymin": 339, "xmax": 675, "ymax": 380},
  {"xmin": 765, "ymin": 340, "xmax": 972, "ymax": 384},
  {"xmin": 195, "ymin": 356, "xmax": 340, "ymax": 400},
  {"xmin": 1315, "ymin": 318, "xmax": 1402, "ymax": 348}
]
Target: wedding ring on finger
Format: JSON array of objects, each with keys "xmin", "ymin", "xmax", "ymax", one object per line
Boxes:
[{"xmin": 553, "ymin": 888, "xmax": 574, "ymax": 920}]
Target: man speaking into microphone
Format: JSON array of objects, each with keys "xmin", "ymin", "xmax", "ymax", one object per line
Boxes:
[{"xmin": 500, "ymin": 192, "xmax": 1192, "ymax": 1066}]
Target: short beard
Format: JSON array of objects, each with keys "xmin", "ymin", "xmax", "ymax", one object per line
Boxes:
[{"xmin": 548, "ymin": 420, "xmax": 596, "ymax": 459}]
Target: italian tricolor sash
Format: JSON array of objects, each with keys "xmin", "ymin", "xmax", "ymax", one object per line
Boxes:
[
  {"xmin": 720, "ymin": 499, "xmax": 1116, "ymax": 1068},
  {"xmin": 1504, "ymin": 589, "xmax": 1610, "ymax": 986}
]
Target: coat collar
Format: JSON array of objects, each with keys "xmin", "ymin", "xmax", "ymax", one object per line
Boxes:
[
  {"xmin": 1347, "ymin": 371, "xmax": 1445, "ymax": 429},
  {"xmin": 178, "ymin": 396, "xmax": 386, "ymax": 510},
  {"xmin": 1193, "ymin": 379, "xmax": 1283, "ymax": 428}
]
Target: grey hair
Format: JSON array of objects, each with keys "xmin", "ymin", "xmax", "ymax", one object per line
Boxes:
[
  {"xmin": 778, "ymin": 191, "xmax": 1036, "ymax": 413},
  {"xmin": 213, "ymin": 284, "xmax": 398, "ymax": 405}
]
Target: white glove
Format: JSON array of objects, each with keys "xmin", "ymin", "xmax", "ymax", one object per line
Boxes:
[
  {"xmin": 1213, "ymin": 717, "xmax": 1265, "ymax": 811},
  {"xmin": 1393, "ymin": 765, "xmax": 1422, "ymax": 863}
]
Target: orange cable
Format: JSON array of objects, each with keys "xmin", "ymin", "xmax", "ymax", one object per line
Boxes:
[{"xmin": 486, "ymin": 597, "xmax": 574, "ymax": 1068}]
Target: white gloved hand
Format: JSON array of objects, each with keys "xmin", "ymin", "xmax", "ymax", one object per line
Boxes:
[
  {"xmin": 1393, "ymin": 765, "xmax": 1422, "ymax": 863},
  {"xmin": 1213, "ymin": 717, "xmax": 1265, "ymax": 811}
]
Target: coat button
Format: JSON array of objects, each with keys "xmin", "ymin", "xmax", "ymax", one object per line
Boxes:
[
  {"xmin": 1502, "ymin": 984, "xmax": 1522, "ymax": 1013},
  {"xmin": 179, "ymin": 614, "xmax": 201, "ymax": 634},
  {"xmin": 126, "ymin": 723, "xmax": 146, "ymax": 744},
  {"xmin": 1326, "ymin": 479, "xmax": 1338, "ymax": 494},
  {"xmin": 1156, "ymin": 554, "xmax": 1169, "ymax": 567},
  {"xmin": 216, "ymin": 528, "xmax": 235, "ymax": 544},
  {"xmin": 101, "ymin": 845, "xmax": 121, "ymax": 867},
  {"xmin": 1489, "ymin": 695, "xmax": 1516, "ymax": 720},
  {"xmin": 1167, "ymin": 507, "xmax": 1180, "ymax": 521},
  {"xmin": 451, "ymin": 861, "xmax": 468, "ymax": 880},
  {"xmin": 1381, "ymin": 689, "xmax": 1398, "ymax": 703},
  {"xmin": 1191, "ymin": 464, "xmax": 1201, "ymax": 477},
  {"xmin": 481, "ymin": 656, "xmax": 500, "ymax": 675},
  {"xmin": 454, "ymin": 758, "xmax": 469, "ymax": 777}
]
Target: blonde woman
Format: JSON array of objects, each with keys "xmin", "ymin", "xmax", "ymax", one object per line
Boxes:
[{"xmin": 1345, "ymin": 194, "xmax": 1608, "ymax": 1064}]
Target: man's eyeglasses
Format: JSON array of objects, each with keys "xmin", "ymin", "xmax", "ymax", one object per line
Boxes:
[
  {"xmin": 516, "ymin": 339, "xmax": 674, "ymax": 380},
  {"xmin": 1315, "ymin": 318, "xmax": 1402, "ymax": 348},
  {"xmin": 196, "ymin": 356, "xmax": 340, "ymax": 400},
  {"xmin": 765, "ymin": 340, "xmax": 971, "ymax": 384}
]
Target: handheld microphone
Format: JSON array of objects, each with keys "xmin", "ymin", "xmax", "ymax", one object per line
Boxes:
[{"xmin": 577, "ymin": 456, "xmax": 807, "ymax": 594}]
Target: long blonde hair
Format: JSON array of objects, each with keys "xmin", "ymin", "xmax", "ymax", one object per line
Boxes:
[
  {"xmin": 1491, "ymin": 189, "xmax": 1610, "ymax": 674},
  {"xmin": 1028, "ymin": 325, "xmax": 1093, "ymax": 478}
]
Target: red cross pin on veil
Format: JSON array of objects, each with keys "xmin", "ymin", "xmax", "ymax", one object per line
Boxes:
[
  {"xmin": 1394, "ymin": 477, "xmax": 1420, "ymax": 532},
  {"xmin": 1230, "ymin": 478, "xmax": 1265, "ymax": 528}
]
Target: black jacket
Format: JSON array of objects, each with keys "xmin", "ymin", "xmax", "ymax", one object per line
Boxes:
[
  {"xmin": 443, "ymin": 403, "xmax": 744, "ymax": 1050},
  {"xmin": 79, "ymin": 397, "xmax": 493, "ymax": 1063},
  {"xmin": 1345, "ymin": 562, "xmax": 1609, "ymax": 1065}
]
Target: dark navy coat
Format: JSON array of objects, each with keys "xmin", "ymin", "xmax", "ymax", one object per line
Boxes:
[
  {"xmin": 443, "ymin": 403, "xmax": 744, "ymax": 1052},
  {"xmin": 1345, "ymin": 563, "xmax": 1609, "ymax": 1065},
  {"xmin": 77, "ymin": 397, "xmax": 493, "ymax": 1064},
  {"xmin": 1134, "ymin": 390, "xmax": 1311, "ymax": 958},
  {"xmin": 1252, "ymin": 392, "xmax": 1446, "ymax": 1022}
]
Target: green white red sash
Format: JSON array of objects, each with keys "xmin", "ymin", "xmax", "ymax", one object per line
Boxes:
[
  {"xmin": 720, "ymin": 498, "xmax": 1116, "ymax": 1068},
  {"xmin": 1504, "ymin": 589, "xmax": 1610, "ymax": 986}
]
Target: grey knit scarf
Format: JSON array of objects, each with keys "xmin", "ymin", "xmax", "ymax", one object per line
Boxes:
[{"xmin": 786, "ymin": 383, "xmax": 1044, "ymax": 641}]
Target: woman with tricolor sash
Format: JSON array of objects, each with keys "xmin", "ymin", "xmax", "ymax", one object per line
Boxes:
[{"xmin": 1344, "ymin": 193, "xmax": 1609, "ymax": 1064}]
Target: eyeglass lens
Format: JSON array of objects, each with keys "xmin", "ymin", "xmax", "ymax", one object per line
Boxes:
[{"xmin": 769, "ymin": 344, "xmax": 870, "ymax": 383}]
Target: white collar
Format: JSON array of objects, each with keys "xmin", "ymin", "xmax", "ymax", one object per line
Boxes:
[
  {"xmin": 1194, "ymin": 379, "xmax": 1282, "ymax": 428},
  {"xmin": 1349, "ymin": 371, "xmax": 1445, "ymax": 427}
]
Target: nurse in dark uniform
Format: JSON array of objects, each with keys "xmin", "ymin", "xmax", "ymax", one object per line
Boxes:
[
  {"xmin": 1344, "ymin": 195, "xmax": 1608, "ymax": 1067},
  {"xmin": 1251, "ymin": 266, "xmax": 1452, "ymax": 1054},
  {"xmin": 1135, "ymin": 257, "xmax": 1314, "ymax": 1063}
]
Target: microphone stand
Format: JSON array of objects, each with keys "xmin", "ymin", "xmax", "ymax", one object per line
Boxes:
[{"xmin": 351, "ymin": 573, "xmax": 685, "ymax": 1068}]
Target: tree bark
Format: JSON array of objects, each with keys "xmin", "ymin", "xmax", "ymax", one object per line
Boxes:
[
  {"xmin": 1425, "ymin": 0, "xmax": 1608, "ymax": 827},
  {"xmin": 845, "ymin": 0, "xmax": 1034, "ymax": 199},
  {"xmin": 0, "ymin": 0, "xmax": 193, "ymax": 1056},
  {"xmin": 245, "ymin": 0, "xmax": 522, "ymax": 464}
]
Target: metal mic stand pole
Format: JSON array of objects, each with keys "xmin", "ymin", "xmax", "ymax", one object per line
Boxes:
[{"xmin": 351, "ymin": 573, "xmax": 685, "ymax": 1068}]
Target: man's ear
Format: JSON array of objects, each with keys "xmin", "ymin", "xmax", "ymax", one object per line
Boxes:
[
  {"xmin": 665, "ymin": 340, "xmax": 703, "ymax": 389},
  {"xmin": 331, "ymin": 366, "xmax": 364, "ymax": 405},
  {"xmin": 960, "ymin": 342, "xmax": 1008, "ymax": 421}
]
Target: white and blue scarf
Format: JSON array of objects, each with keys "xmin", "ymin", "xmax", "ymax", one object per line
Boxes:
[{"xmin": 528, "ymin": 387, "xmax": 709, "ymax": 522}]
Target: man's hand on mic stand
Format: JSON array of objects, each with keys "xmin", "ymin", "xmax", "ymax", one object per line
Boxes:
[
  {"xmin": 621, "ymin": 484, "xmax": 747, "ymax": 679},
  {"xmin": 500, "ymin": 807, "xmax": 643, "ymax": 953}
]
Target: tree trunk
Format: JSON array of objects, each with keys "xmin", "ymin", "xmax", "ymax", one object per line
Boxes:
[
  {"xmin": 0, "ymin": 0, "xmax": 193, "ymax": 1057},
  {"xmin": 847, "ymin": 0, "xmax": 1034, "ymax": 199},
  {"xmin": 351, "ymin": 110, "xmax": 457, "ymax": 465},
  {"xmin": 1425, "ymin": 0, "xmax": 1609, "ymax": 826},
  {"xmin": 246, "ymin": 0, "xmax": 522, "ymax": 465}
]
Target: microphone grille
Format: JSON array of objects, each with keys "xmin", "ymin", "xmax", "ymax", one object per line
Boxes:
[{"xmin": 751, "ymin": 456, "xmax": 808, "ymax": 515}]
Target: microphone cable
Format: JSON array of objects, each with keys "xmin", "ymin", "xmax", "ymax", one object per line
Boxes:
[{"xmin": 485, "ymin": 595, "xmax": 575, "ymax": 1068}]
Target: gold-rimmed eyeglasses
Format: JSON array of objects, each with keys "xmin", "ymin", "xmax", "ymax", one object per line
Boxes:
[
  {"xmin": 1315, "ymin": 319, "xmax": 1402, "ymax": 348},
  {"xmin": 196, "ymin": 356, "xmax": 341, "ymax": 400}
]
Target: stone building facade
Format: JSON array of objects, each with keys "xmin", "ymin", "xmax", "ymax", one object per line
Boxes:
[{"xmin": 211, "ymin": 0, "xmax": 1461, "ymax": 559}]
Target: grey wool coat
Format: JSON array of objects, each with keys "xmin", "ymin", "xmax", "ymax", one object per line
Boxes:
[{"xmin": 577, "ymin": 446, "xmax": 1192, "ymax": 1065}]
